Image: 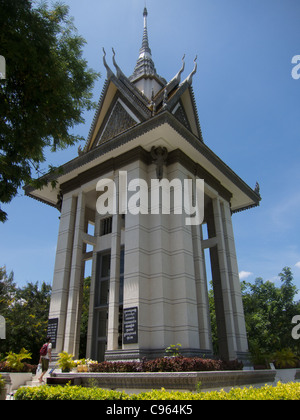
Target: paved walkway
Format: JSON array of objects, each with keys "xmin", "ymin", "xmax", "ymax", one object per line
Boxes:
[{"xmin": 274, "ymin": 368, "xmax": 298, "ymax": 384}]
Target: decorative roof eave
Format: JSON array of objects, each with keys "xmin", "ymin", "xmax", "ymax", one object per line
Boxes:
[
  {"xmin": 82, "ymin": 78, "xmax": 111, "ymax": 153},
  {"xmin": 152, "ymin": 76, "xmax": 203, "ymax": 141},
  {"xmin": 83, "ymin": 49, "xmax": 158, "ymax": 153},
  {"xmin": 25, "ymin": 111, "xmax": 260, "ymax": 213},
  {"xmin": 152, "ymin": 55, "xmax": 185, "ymax": 106},
  {"xmin": 152, "ymin": 57, "xmax": 200, "ymax": 112},
  {"xmin": 102, "ymin": 47, "xmax": 151, "ymax": 109},
  {"xmin": 188, "ymin": 85, "xmax": 203, "ymax": 141},
  {"xmin": 232, "ymin": 201, "xmax": 261, "ymax": 215}
]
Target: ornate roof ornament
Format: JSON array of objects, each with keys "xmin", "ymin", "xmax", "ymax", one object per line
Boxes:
[
  {"xmin": 187, "ymin": 56, "xmax": 198, "ymax": 85},
  {"xmin": 102, "ymin": 47, "xmax": 114, "ymax": 79},
  {"xmin": 163, "ymin": 88, "xmax": 168, "ymax": 109},
  {"xmin": 112, "ymin": 48, "xmax": 125, "ymax": 79},
  {"xmin": 173, "ymin": 54, "xmax": 186, "ymax": 85}
]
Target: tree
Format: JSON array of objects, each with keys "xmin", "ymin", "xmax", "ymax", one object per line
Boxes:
[
  {"xmin": 208, "ymin": 284, "xmax": 219, "ymax": 355},
  {"xmin": 208, "ymin": 267, "xmax": 300, "ymax": 360},
  {"xmin": 241, "ymin": 267, "xmax": 299, "ymax": 357},
  {"xmin": 0, "ymin": 266, "xmax": 16, "ymax": 315},
  {"xmin": 79, "ymin": 276, "xmax": 91, "ymax": 359},
  {"xmin": 0, "ymin": 0, "xmax": 99, "ymax": 222},
  {"xmin": 0, "ymin": 269, "xmax": 51, "ymax": 364}
]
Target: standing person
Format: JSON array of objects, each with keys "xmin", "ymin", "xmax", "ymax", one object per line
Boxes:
[{"xmin": 38, "ymin": 337, "xmax": 52, "ymax": 383}]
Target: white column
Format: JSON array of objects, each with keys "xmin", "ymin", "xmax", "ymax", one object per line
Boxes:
[
  {"xmin": 107, "ymin": 211, "xmax": 122, "ymax": 351},
  {"xmin": 48, "ymin": 194, "xmax": 77, "ymax": 355},
  {"xmin": 122, "ymin": 161, "xmax": 150, "ymax": 356},
  {"xmin": 192, "ymin": 222, "xmax": 213, "ymax": 352},
  {"xmin": 222, "ymin": 200, "xmax": 249, "ymax": 354},
  {"xmin": 86, "ymin": 215, "xmax": 99, "ymax": 359},
  {"xmin": 167, "ymin": 168, "xmax": 201, "ymax": 353},
  {"xmin": 212, "ymin": 196, "xmax": 237, "ymax": 360},
  {"xmin": 64, "ymin": 191, "xmax": 86, "ymax": 355}
]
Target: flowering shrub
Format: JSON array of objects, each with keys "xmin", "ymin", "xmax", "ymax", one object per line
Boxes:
[
  {"xmin": 0, "ymin": 361, "xmax": 37, "ymax": 374},
  {"xmin": 74, "ymin": 358, "xmax": 99, "ymax": 372},
  {"xmin": 89, "ymin": 357, "xmax": 243, "ymax": 373},
  {"xmin": 4, "ymin": 348, "xmax": 32, "ymax": 372},
  {"xmin": 74, "ymin": 358, "xmax": 98, "ymax": 367},
  {"xmin": 15, "ymin": 382, "xmax": 300, "ymax": 400},
  {"xmin": 89, "ymin": 361, "xmax": 140, "ymax": 373}
]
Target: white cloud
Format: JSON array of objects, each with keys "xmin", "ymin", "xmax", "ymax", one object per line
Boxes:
[
  {"xmin": 295, "ymin": 262, "xmax": 300, "ymax": 269},
  {"xmin": 239, "ymin": 271, "xmax": 253, "ymax": 280}
]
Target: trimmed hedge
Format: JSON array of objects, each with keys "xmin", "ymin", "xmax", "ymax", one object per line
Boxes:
[
  {"xmin": 15, "ymin": 386, "xmax": 127, "ymax": 401},
  {"xmin": 14, "ymin": 382, "xmax": 300, "ymax": 400},
  {"xmin": 89, "ymin": 357, "xmax": 243, "ymax": 373}
]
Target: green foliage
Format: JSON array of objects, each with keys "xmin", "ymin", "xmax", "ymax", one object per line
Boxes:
[
  {"xmin": 5, "ymin": 348, "xmax": 32, "ymax": 372},
  {"xmin": 57, "ymin": 352, "xmax": 75, "ymax": 372},
  {"xmin": 0, "ymin": 0, "xmax": 99, "ymax": 222},
  {"xmin": 0, "ymin": 266, "xmax": 16, "ymax": 314},
  {"xmin": 242, "ymin": 267, "xmax": 300, "ymax": 357},
  {"xmin": 79, "ymin": 277, "xmax": 91, "ymax": 359},
  {"xmin": 165, "ymin": 343, "xmax": 182, "ymax": 357},
  {"xmin": 89, "ymin": 357, "xmax": 242, "ymax": 373},
  {"xmin": 249, "ymin": 347, "xmax": 299, "ymax": 370},
  {"xmin": 15, "ymin": 384, "xmax": 129, "ymax": 401},
  {"xmin": 0, "ymin": 374, "xmax": 5, "ymax": 392},
  {"xmin": 14, "ymin": 382, "xmax": 300, "ymax": 401},
  {"xmin": 0, "ymin": 267, "xmax": 51, "ymax": 364},
  {"xmin": 209, "ymin": 267, "xmax": 300, "ymax": 360},
  {"xmin": 273, "ymin": 349, "xmax": 298, "ymax": 369}
]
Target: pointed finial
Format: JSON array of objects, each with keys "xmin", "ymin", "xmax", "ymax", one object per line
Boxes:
[
  {"xmin": 112, "ymin": 47, "xmax": 124, "ymax": 78},
  {"xmin": 130, "ymin": 5, "xmax": 166, "ymax": 89},
  {"xmin": 130, "ymin": 5, "xmax": 157, "ymax": 82},
  {"xmin": 173, "ymin": 54, "xmax": 186, "ymax": 84},
  {"xmin": 187, "ymin": 55, "xmax": 198, "ymax": 84},
  {"xmin": 102, "ymin": 47, "xmax": 114, "ymax": 78}
]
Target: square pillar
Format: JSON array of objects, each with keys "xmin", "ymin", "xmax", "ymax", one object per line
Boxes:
[
  {"xmin": 221, "ymin": 201, "xmax": 249, "ymax": 355},
  {"xmin": 64, "ymin": 191, "xmax": 86, "ymax": 356},
  {"xmin": 86, "ymin": 220, "xmax": 99, "ymax": 359},
  {"xmin": 48, "ymin": 194, "xmax": 77, "ymax": 355},
  {"xmin": 122, "ymin": 161, "xmax": 150, "ymax": 358},
  {"xmin": 106, "ymin": 211, "xmax": 122, "ymax": 351},
  {"xmin": 210, "ymin": 197, "xmax": 237, "ymax": 360},
  {"xmin": 192, "ymin": 222, "xmax": 213, "ymax": 352}
]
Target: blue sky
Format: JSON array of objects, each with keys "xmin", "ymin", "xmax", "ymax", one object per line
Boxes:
[{"xmin": 1, "ymin": 0, "xmax": 300, "ymax": 299}]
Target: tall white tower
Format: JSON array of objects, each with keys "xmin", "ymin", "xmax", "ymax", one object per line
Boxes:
[{"xmin": 26, "ymin": 8, "xmax": 260, "ymax": 363}]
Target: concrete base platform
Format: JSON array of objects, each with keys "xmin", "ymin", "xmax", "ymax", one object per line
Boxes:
[{"xmin": 50, "ymin": 370, "xmax": 279, "ymax": 393}]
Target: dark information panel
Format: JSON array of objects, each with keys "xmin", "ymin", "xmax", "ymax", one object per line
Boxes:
[
  {"xmin": 123, "ymin": 307, "xmax": 138, "ymax": 344},
  {"xmin": 47, "ymin": 318, "xmax": 58, "ymax": 349}
]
